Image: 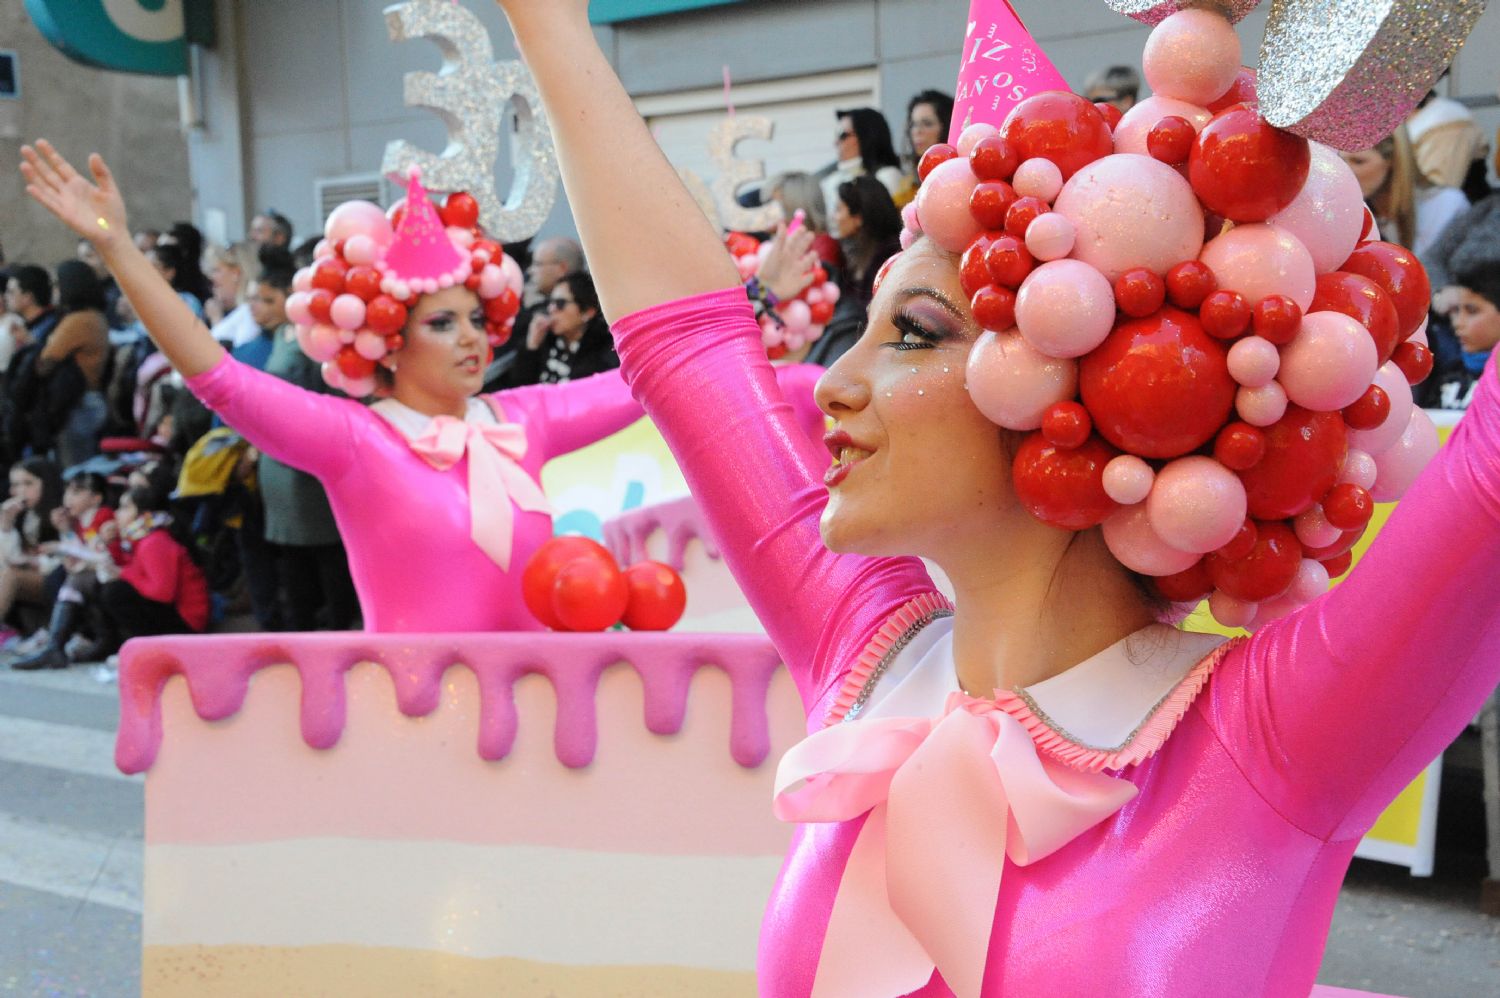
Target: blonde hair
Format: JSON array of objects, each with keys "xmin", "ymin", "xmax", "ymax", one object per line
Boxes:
[
  {"xmin": 765, "ymin": 172, "xmax": 829, "ymax": 235},
  {"xmin": 1371, "ymin": 126, "xmax": 1426, "ymax": 250},
  {"xmin": 207, "ymin": 241, "xmax": 263, "ymax": 305}
]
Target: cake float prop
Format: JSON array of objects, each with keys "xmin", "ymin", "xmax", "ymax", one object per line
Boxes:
[
  {"xmin": 522, "ymin": 535, "xmax": 687, "ymax": 633},
  {"xmin": 913, "ymin": 2, "xmax": 1449, "ymax": 630}
]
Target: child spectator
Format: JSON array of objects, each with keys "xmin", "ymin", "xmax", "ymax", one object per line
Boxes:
[
  {"xmin": 95, "ymin": 486, "xmax": 209, "ymax": 644},
  {"xmin": 1430, "ymin": 258, "xmax": 1500, "ymax": 410}
]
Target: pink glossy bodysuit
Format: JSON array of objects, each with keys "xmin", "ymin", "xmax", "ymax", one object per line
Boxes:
[
  {"xmin": 187, "ymin": 355, "xmax": 645, "ymax": 632},
  {"xmin": 612, "ymin": 287, "xmax": 1500, "ymax": 997}
]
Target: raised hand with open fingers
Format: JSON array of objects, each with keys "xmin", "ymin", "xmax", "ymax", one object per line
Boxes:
[{"xmin": 19, "ymin": 140, "xmax": 129, "ymax": 251}]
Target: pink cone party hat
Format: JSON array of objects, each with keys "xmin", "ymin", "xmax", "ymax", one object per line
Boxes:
[{"xmin": 380, "ymin": 167, "xmax": 474, "ymax": 301}]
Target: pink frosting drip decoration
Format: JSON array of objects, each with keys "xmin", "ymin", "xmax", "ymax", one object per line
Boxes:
[
  {"xmin": 115, "ymin": 633, "xmax": 785, "ymax": 775},
  {"xmin": 603, "ymin": 495, "xmax": 722, "ymax": 572},
  {"xmin": 381, "ymin": 168, "xmax": 470, "ymax": 294}
]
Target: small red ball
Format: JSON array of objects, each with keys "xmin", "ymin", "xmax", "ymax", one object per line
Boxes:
[
  {"xmin": 620, "ymin": 561, "xmax": 688, "ymax": 632},
  {"xmin": 440, "ymin": 191, "xmax": 481, "ymax": 230},
  {"xmin": 1207, "ymin": 69, "xmax": 1258, "ymax": 113},
  {"xmin": 552, "ymin": 557, "xmax": 629, "ymax": 633},
  {"xmin": 971, "ymin": 285, "xmax": 1018, "ymax": 332},
  {"xmin": 344, "ymin": 265, "xmax": 383, "ymax": 303},
  {"xmin": 960, "ymin": 236, "xmax": 997, "ymax": 298},
  {"xmin": 1200, "ymin": 290, "xmax": 1252, "ymax": 340},
  {"xmin": 1114, "ymin": 268, "xmax": 1166, "ymax": 319},
  {"xmin": 1391, "ymin": 341, "xmax": 1434, "ymax": 385},
  {"xmin": 1154, "ymin": 559, "xmax": 1214, "ymax": 603},
  {"xmin": 1146, "ymin": 115, "xmax": 1196, "ymax": 166},
  {"xmin": 1217, "ymin": 518, "xmax": 1259, "ymax": 562},
  {"xmin": 1094, "ymin": 102, "xmax": 1125, "ymax": 131},
  {"xmin": 970, "ymin": 181, "xmax": 1019, "ymax": 231},
  {"xmin": 1042, "ymin": 401, "xmax": 1092, "ymax": 449},
  {"xmin": 1005, "ymin": 196, "xmax": 1048, "ymax": 238},
  {"xmin": 1012, "ymin": 433, "xmax": 1120, "ymax": 531},
  {"xmin": 919, "ymin": 143, "xmax": 960, "ymax": 183},
  {"xmin": 1206, "ymin": 520, "xmax": 1302, "ymax": 603},
  {"xmin": 1214, "ymin": 422, "xmax": 1268, "ymax": 471},
  {"xmin": 522, "ymin": 537, "xmax": 617, "ymax": 631},
  {"xmin": 984, "ymin": 235, "xmax": 1034, "ymax": 289},
  {"xmin": 1165, "ymin": 260, "xmax": 1218, "ymax": 310},
  {"xmin": 1311, "ymin": 271, "xmax": 1401, "ymax": 364},
  {"xmin": 1304, "ymin": 525, "xmax": 1367, "ymax": 562},
  {"xmin": 364, "ymin": 295, "xmax": 408, "ymax": 336},
  {"xmin": 968, "ymin": 135, "xmax": 1019, "ymax": 182},
  {"xmin": 1320, "ymin": 551, "xmax": 1354, "ymax": 579},
  {"xmin": 485, "ymin": 288, "xmax": 521, "ymax": 323},
  {"xmin": 310, "ymin": 258, "xmax": 348, "ymax": 295},
  {"xmin": 1322, "ymin": 483, "xmax": 1375, "ymax": 531},
  {"xmin": 1342, "ymin": 385, "xmax": 1391, "ymax": 431},
  {"xmin": 1252, "ymin": 295, "xmax": 1302, "ymax": 346},
  {"xmin": 1340, "ymin": 241, "xmax": 1432, "ymax": 341},
  {"xmin": 336, "ymin": 347, "xmax": 376, "ymax": 381},
  {"xmin": 306, "ymin": 288, "xmax": 335, "ymax": 325},
  {"xmin": 1237, "ymin": 405, "xmax": 1348, "ymax": 520}
]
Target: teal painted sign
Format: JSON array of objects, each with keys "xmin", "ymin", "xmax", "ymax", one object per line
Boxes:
[
  {"xmin": 24, "ymin": 0, "xmax": 214, "ymax": 77},
  {"xmin": 590, "ymin": 0, "xmax": 744, "ymax": 24}
]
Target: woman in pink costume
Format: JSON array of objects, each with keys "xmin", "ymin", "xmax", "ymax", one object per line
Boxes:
[
  {"xmin": 497, "ymin": 1, "xmax": 1499, "ymax": 995},
  {"xmin": 19, "ymin": 144, "xmax": 647, "ymax": 632}
]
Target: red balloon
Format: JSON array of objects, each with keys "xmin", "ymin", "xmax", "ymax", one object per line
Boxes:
[
  {"xmin": 725, "ymin": 232, "xmax": 759, "ymax": 257},
  {"xmin": 553, "ymin": 557, "xmax": 629, "ymax": 632},
  {"xmin": 1342, "ymin": 384, "xmax": 1391, "ymax": 431},
  {"xmin": 1200, "ymin": 290, "xmax": 1251, "ymax": 340},
  {"xmin": 310, "ymin": 258, "xmax": 348, "ymax": 294},
  {"xmin": 1012, "ymin": 433, "xmax": 1120, "ymax": 531},
  {"xmin": 920, "ymin": 143, "xmax": 960, "ymax": 182},
  {"xmin": 1339, "ymin": 241, "xmax": 1432, "ymax": 340},
  {"xmin": 471, "ymin": 238, "xmax": 505, "ymax": 265},
  {"xmin": 1079, "ymin": 308, "xmax": 1237, "ymax": 459},
  {"xmin": 1320, "ymin": 551, "xmax": 1354, "ymax": 579},
  {"xmin": 1208, "ymin": 71, "xmax": 1259, "ymax": 113},
  {"xmin": 1005, "ymin": 196, "xmax": 1049, "ymax": 239},
  {"xmin": 1147, "ymin": 115, "xmax": 1196, "ymax": 166},
  {"xmin": 1042, "ymin": 401, "xmax": 1092, "ymax": 449},
  {"xmin": 970, "ymin": 182, "xmax": 1019, "ymax": 231},
  {"xmin": 1206, "ymin": 520, "xmax": 1302, "ymax": 603},
  {"xmin": 364, "ymin": 295, "xmax": 408, "ymax": 336},
  {"xmin": 1188, "ymin": 106, "xmax": 1311, "ymax": 222},
  {"xmin": 344, "ymin": 265, "xmax": 383, "ymax": 303},
  {"xmin": 621, "ymin": 561, "xmax": 688, "ymax": 631},
  {"xmin": 522, "ymin": 537, "xmax": 617, "ymax": 631},
  {"xmin": 810, "ymin": 300, "xmax": 836, "ymax": 325},
  {"xmin": 1166, "ymin": 260, "xmax": 1218, "ymax": 310},
  {"xmin": 972, "ymin": 286, "xmax": 1017, "ymax": 332},
  {"xmin": 1094, "ymin": 103, "xmax": 1125, "ymax": 131},
  {"xmin": 984, "ymin": 235, "xmax": 1034, "ymax": 289},
  {"xmin": 1114, "ymin": 268, "xmax": 1167, "ymax": 319},
  {"xmin": 1237, "ymin": 405, "xmax": 1347, "ymax": 520},
  {"xmin": 968, "ymin": 136, "xmax": 1018, "ymax": 182},
  {"xmin": 306, "ymin": 288, "xmax": 335, "ymax": 325},
  {"xmin": 1304, "ymin": 525, "xmax": 1366, "ymax": 562},
  {"xmin": 1000, "ymin": 92, "xmax": 1114, "ymax": 180},
  {"xmin": 960, "ymin": 237, "xmax": 995, "ymax": 298},
  {"xmin": 336, "ymin": 347, "xmax": 376, "ymax": 381},
  {"xmin": 441, "ymin": 191, "xmax": 480, "ymax": 230},
  {"xmin": 1214, "ymin": 422, "xmax": 1267, "ymax": 471},
  {"xmin": 1310, "ymin": 271, "xmax": 1401, "ymax": 363},
  {"xmin": 1154, "ymin": 559, "xmax": 1214, "ymax": 602},
  {"xmin": 1217, "ymin": 518, "xmax": 1259, "ymax": 561},
  {"xmin": 1252, "ymin": 296, "xmax": 1302, "ymax": 347},
  {"xmin": 486, "ymin": 288, "xmax": 521, "ymax": 323},
  {"xmin": 1322, "ymin": 483, "xmax": 1374, "ymax": 531},
  {"xmin": 1391, "ymin": 341, "xmax": 1435, "ymax": 385}
]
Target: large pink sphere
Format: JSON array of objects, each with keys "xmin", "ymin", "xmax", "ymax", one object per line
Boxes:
[
  {"xmin": 324, "ymin": 200, "xmax": 394, "ymax": 246},
  {"xmin": 1346, "ymin": 361, "xmax": 1414, "ymax": 456},
  {"xmin": 1200, "ymin": 223, "xmax": 1317, "ymax": 310},
  {"xmin": 1015, "ymin": 260, "xmax": 1116, "ymax": 358},
  {"xmin": 1113, "ymin": 96, "xmax": 1213, "ymax": 157},
  {"xmin": 965, "ymin": 329, "xmax": 1078, "ymax": 431},
  {"xmin": 1054, "ymin": 154, "xmax": 1204, "ymax": 283},
  {"xmin": 1143, "ymin": 10, "xmax": 1243, "ymax": 107},
  {"xmin": 1268, "ymin": 144, "xmax": 1366, "ymax": 274},
  {"xmin": 1103, "ymin": 504, "xmax": 1201, "ymax": 576},
  {"xmin": 1371, "ymin": 407, "xmax": 1440, "ymax": 502},
  {"xmin": 1278, "ymin": 311, "xmax": 1379, "ymax": 411},
  {"xmin": 914, "ymin": 158, "xmax": 983, "ymax": 254},
  {"xmin": 1147, "ymin": 455, "xmax": 1248, "ymax": 554}
]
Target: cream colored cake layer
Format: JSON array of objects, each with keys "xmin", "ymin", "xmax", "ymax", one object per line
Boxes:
[
  {"xmin": 143, "ymin": 945, "xmax": 756, "ymax": 997},
  {"xmin": 146, "ymin": 839, "xmax": 780, "ymax": 970}
]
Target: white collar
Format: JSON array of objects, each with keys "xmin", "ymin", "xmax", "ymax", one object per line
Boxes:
[{"xmin": 370, "ymin": 396, "xmax": 500, "ymax": 441}]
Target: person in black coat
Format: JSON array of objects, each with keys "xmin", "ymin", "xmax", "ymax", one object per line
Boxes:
[{"xmin": 503, "ymin": 270, "xmax": 620, "ymax": 386}]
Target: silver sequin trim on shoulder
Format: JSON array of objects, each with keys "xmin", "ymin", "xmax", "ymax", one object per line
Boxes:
[{"xmin": 841, "ymin": 609, "xmax": 956, "ymax": 723}]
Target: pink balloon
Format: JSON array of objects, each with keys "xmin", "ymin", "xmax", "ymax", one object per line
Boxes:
[
  {"xmin": 1248, "ymin": 593, "xmax": 1302, "ymax": 631},
  {"xmin": 353, "ymin": 330, "xmax": 387, "ymax": 361},
  {"xmin": 1209, "ymin": 589, "xmax": 1258, "ymax": 629},
  {"xmin": 1267, "ymin": 143, "xmax": 1365, "ymax": 274},
  {"xmin": 914, "ymin": 159, "xmax": 983, "ymax": 254},
  {"xmin": 1278, "ymin": 311, "xmax": 1379, "ymax": 411},
  {"xmin": 1015, "ymin": 260, "xmax": 1116, "ymax": 358},
  {"xmin": 1200, "ymin": 223, "xmax": 1317, "ymax": 311},
  {"xmin": 320, "ymin": 361, "xmax": 345, "ymax": 391},
  {"xmin": 957, "ymin": 123, "xmax": 999, "ymax": 157},
  {"xmin": 1143, "ymin": 9, "xmax": 1242, "ymax": 106},
  {"xmin": 901, "ymin": 202, "xmax": 922, "ymax": 235},
  {"xmin": 500, "ymin": 255, "xmax": 525, "ymax": 298},
  {"xmin": 1104, "ymin": 455, "xmax": 1155, "ymax": 505},
  {"xmin": 782, "ymin": 299, "xmax": 813, "ymax": 333},
  {"xmin": 1293, "ymin": 504, "xmax": 1342, "ymax": 549},
  {"xmin": 285, "ymin": 292, "xmax": 313, "ymax": 327},
  {"xmin": 966, "ymin": 329, "xmax": 1078, "ymax": 431},
  {"xmin": 1340, "ymin": 448, "xmax": 1378, "ymax": 490},
  {"xmin": 1024, "ymin": 214, "xmax": 1077, "ymax": 261},
  {"xmin": 305, "ymin": 323, "xmax": 342, "ymax": 363},
  {"xmin": 1053, "ymin": 154, "xmax": 1204, "ymax": 283},
  {"xmin": 324, "ymin": 200, "xmax": 393, "ymax": 246},
  {"xmin": 1227, "ymin": 336, "xmax": 1280, "ymax": 388},
  {"xmin": 1113, "ymin": 96, "xmax": 1213, "ymax": 157},
  {"xmin": 1147, "ymin": 455, "xmax": 1248, "ymax": 554},
  {"xmin": 824, "ymin": 282, "xmax": 842, "ymax": 304},
  {"xmin": 1236, "ymin": 381, "xmax": 1289, "ymax": 427},
  {"xmin": 1103, "ymin": 504, "xmax": 1201, "ymax": 576},
  {"xmin": 1013, "ymin": 158, "xmax": 1065, "ymax": 202},
  {"xmin": 342, "ymin": 234, "xmax": 379, "ymax": 267},
  {"xmin": 1290, "ymin": 558, "xmax": 1332, "ymax": 604},
  {"xmin": 900, "ymin": 227, "xmax": 919, "ymax": 251},
  {"xmin": 292, "ymin": 267, "xmax": 314, "ymax": 293},
  {"xmin": 1408, "ymin": 317, "xmax": 1429, "ymax": 348},
  {"xmin": 330, "ymin": 293, "xmax": 367, "ymax": 332},
  {"xmin": 1371, "ymin": 407, "xmax": 1440, "ymax": 502},
  {"xmin": 314, "ymin": 239, "xmax": 334, "ymax": 260},
  {"xmin": 1346, "ymin": 361, "xmax": 1414, "ymax": 455},
  {"xmin": 343, "ymin": 374, "xmax": 378, "ymax": 399},
  {"xmin": 478, "ymin": 264, "xmax": 507, "ymax": 299}
]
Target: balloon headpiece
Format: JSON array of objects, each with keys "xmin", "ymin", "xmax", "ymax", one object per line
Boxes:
[
  {"xmin": 284, "ymin": 168, "xmax": 524, "ymax": 397},
  {"xmin": 904, "ymin": 2, "xmax": 1455, "ymax": 630}
]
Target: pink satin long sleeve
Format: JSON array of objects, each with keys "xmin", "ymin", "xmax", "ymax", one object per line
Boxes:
[
  {"xmin": 611, "ymin": 288, "xmax": 938, "ymax": 714},
  {"xmin": 187, "ymin": 356, "xmax": 643, "ymax": 632}
]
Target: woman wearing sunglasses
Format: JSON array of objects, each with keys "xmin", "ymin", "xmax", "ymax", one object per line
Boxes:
[{"xmin": 508, "ymin": 270, "xmax": 619, "ymax": 386}]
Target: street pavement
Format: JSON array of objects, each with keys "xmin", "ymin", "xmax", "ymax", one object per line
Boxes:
[{"xmin": 0, "ymin": 664, "xmax": 1495, "ymax": 997}]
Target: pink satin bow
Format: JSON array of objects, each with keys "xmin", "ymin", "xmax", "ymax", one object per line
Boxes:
[
  {"xmin": 409, "ymin": 416, "xmax": 551, "ymax": 571},
  {"xmin": 773, "ymin": 693, "xmax": 1138, "ymax": 998}
]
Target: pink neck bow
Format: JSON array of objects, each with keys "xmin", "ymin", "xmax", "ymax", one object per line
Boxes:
[
  {"xmin": 409, "ymin": 415, "xmax": 551, "ymax": 571},
  {"xmin": 773, "ymin": 692, "xmax": 1138, "ymax": 998}
]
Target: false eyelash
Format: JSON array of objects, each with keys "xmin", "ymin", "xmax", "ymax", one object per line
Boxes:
[{"xmin": 889, "ymin": 310, "xmax": 942, "ymax": 351}]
